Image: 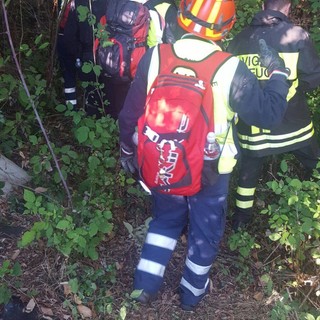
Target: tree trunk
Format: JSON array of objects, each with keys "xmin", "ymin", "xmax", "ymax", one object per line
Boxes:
[{"xmin": 0, "ymin": 154, "xmax": 31, "ymax": 195}]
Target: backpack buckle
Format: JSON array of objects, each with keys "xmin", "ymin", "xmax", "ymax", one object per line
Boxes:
[{"xmin": 144, "ymin": 126, "xmax": 160, "ymax": 143}]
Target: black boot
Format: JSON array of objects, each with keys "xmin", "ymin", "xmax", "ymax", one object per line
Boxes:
[{"xmin": 231, "ymin": 211, "xmax": 253, "ymax": 231}]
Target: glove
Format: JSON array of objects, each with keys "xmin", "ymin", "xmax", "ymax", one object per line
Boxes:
[
  {"xmin": 258, "ymin": 39, "xmax": 290, "ymax": 78},
  {"xmin": 120, "ymin": 144, "xmax": 137, "ymax": 174}
]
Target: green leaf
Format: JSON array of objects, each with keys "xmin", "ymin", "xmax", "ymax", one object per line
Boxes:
[
  {"xmin": 93, "ymin": 64, "xmax": 102, "ymax": 76},
  {"xmin": 77, "ymin": 236, "xmax": 87, "ymax": 248},
  {"xmin": 92, "ymin": 139, "xmax": 102, "ymax": 148},
  {"xmin": 288, "ymin": 195, "xmax": 299, "ymax": 205},
  {"xmin": 0, "ymin": 260, "xmax": 10, "ymax": 273},
  {"xmin": 269, "ymin": 233, "xmax": 281, "ymax": 241},
  {"xmin": 88, "ymin": 247, "xmax": 98, "ymax": 260},
  {"xmin": 119, "ymin": 305, "xmax": 127, "ymax": 320},
  {"xmin": 18, "ymin": 88, "xmax": 29, "ymax": 105},
  {"xmin": 99, "ymin": 222, "xmax": 113, "ymax": 234},
  {"xmin": 56, "ymin": 220, "xmax": 70, "ymax": 230},
  {"xmin": 287, "ymin": 235, "xmax": 297, "ymax": 249},
  {"xmin": 280, "ymin": 160, "xmax": 288, "ymax": 173},
  {"xmin": 24, "ymin": 189, "xmax": 36, "ymax": 203},
  {"xmin": 271, "ymin": 181, "xmax": 278, "ymax": 192},
  {"xmin": 76, "ymin": 126, "xmax": 90, "ymax": 143},
  {"xmin": 0, "ymin": 87, "xmax": 9, "ymax": 101},
  {"xmin": 89, "ymin": 223, "xmax": 99, "ymax": 237},
  {"xmin": 61, "ymin": 155, "xmax": 71, "ymax": 165},
  {"xmin": 82, "ymin": 62, "xmax": 93, "ymax": 74},
  {"xmin": 12, "ymin": 262, "xmax": 22, "ymax": 276},
  {"xmin": 105, "ymin": 157, "xmax": 116, "ymax": 168},
  {"xmin": 34, "ymin": 34, "xmax": 43, "ymax": 45},
  {"xmin": 56, "ymin": 104, "xmax": 67, "ymax": 112},
  {"xmin": 20, "ymin": 43, "xmax": 29, "ymax": 52},
  {"xmin": 38, "ymin": 42, "xmax": 49, "ymax": 50},
  {"xmin": 29, "ymin": 135, "xmax": 38, "ymax": 145},
  {"xmin": 77, "ymin": 5, "xmax": 89, "ymax": 21},
  {"xmin": 289, "ymin": 179, "xmax": 302, "ymax": 189},
  {"xmin": 69, "ymin": 278, "xmax": 79, "ymax": 293},
  {"xmin": 0, "ymin": 285, "xmax": 12, "ymax": 304},
  {"xmin": 20, "ymin": 230, "xmax": 36, "ymax": 246},
  {"xmin": 67, "ymin": 150, "xmax": 78, "ymax": 159},
  {"xmin": 126, "ymin": 178, "xmax": 136, "ymax": 185},
  {"xmin": 301, "ymin": 219, "xmax": 313, "ymax": 233},
  {"xmin": 130, "ymin": 289, "xmax": 143, "ymax": 299}
]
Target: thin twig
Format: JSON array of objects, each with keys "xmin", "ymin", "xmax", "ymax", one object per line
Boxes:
[
  {"xmin": 1, "ymin": 0, "xmax": 73, "ymax": 208},
  {"xmin": 298, "ymin": 286, "xmax": 319, "ymax": 310},
  {"xmin": 286, "ymin": 288, "xmax": 299, "ymax": 320},
  {"xmin": 263, "ymin": 242, "xmax": 281, "ymax": 265}
]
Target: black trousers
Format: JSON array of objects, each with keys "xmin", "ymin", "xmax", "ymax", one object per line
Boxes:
[
  {"xmin": 101, "ymin": 76, "xmax": 131, "ymax": 120},
  {"xmin": 235, "ymin": 137, "xmax": 320, "ymax": 218}
]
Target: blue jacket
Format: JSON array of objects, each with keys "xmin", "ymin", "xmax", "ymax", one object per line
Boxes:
[{"xmin": 119, "ymin": 36, "xmax": 289, "ymax": 158}]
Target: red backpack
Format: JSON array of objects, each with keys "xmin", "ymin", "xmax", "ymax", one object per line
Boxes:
[
  {"xmin": 137, "ymin": 45, "xmax": 231, "ymax": 196},
  {"xmin": 96, "ymin": 0, "xmax": 150, "ymax": 82}
]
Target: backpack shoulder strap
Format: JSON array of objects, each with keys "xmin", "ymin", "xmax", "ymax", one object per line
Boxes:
[{"xmin": 158, "ymin": 44, "xmax": 232, "ymax": 81}]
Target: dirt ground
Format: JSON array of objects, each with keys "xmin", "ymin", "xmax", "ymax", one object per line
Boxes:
[{"xmin": 0, "ymin": 193, "xmax": 277, "ymax": 320}]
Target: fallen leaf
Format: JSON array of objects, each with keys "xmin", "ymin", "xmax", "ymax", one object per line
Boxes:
[
  {"xmin": 74, "ymin": 294, "xmax": 82, "ymax": 305},
  {"xmin": 11, "ymin": 249, "xmax": 20, "ymax": 260},
  {"xmin": 19, "ymin": 151, "xmax": 26, "ymax": 159},
  {"xmin": 62, "ymin": 282, "xmax": 72, "ymax": 296},
  {"xmin": 40, "ymin": 306, "xmax": 54, "ymax": 316},
  {"xmin": 253, "ymin": 292, "xmax": 264, "ymax": 301},
  {"xmin": 77, "ymin": 305, "xmax": 92, "ymax": 318},
  {"xmin": 24, "ymin": 298, "xmax": 36, "ymax": 313},
  {"xmin": 35, "ymin": 187, "xmax": 48, "ymax": 193}
]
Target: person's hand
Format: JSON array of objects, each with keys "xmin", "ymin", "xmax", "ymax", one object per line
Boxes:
[
  {"xmin": 258, "ymin": 39, "xmax": 290, "ymax": 77},
  {"xmin": 120, "ymin": 144, "xmax": 137, "ymax": 174}
]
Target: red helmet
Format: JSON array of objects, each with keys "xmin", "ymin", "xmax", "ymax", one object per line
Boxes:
[{"xmin": 178, "ymin": 0, "xmax": 236, "ymax": 41}]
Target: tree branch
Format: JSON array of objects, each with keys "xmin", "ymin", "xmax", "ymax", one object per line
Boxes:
[{"xmin": 1, "ymin": 0, "xmax": 73, "ymax": 208}]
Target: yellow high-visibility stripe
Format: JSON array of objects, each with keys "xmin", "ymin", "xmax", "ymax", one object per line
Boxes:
[
  {"xmin": 208, "ymin": 1, "xmax": 221, "ymax": 24},
  {"xmin": 239, "ymin": 131, "xmax": 314, "ymax": 150},
  {"xmin": 237, "ymin": 186, "xmax": 256, "ymax": 197},
  {"xmin": 239, "ymin": 123, "xmax": 314, "ymax": 142},
  {"xmin": 192, "ymin": 0, "xmax": 204, "ymax": 17},
  {"xmin": 205, "ymin": 1, "xmax": 221, "ymax": 38},
  {"xmin": 239, "ymin": 128, "xmax": 314, "ymax": 151},
  {"xmin": 236, "ymin": 199, "xmax": 254, "ymax": 209}
]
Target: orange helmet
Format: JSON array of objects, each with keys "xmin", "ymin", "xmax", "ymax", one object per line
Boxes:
[{"xmin": 178, "ymin": 0, "xmax": 236, "ymax": 41}]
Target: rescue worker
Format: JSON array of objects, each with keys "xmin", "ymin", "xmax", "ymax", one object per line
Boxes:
[
  {"xmin": 57, "ymin": 0, "xmax": 78, "ymax": 109},
  {"xmin": 118, "ymin": 0, "xmax": 290, "ymax": 311},
  {"xmin": 227, "ymin": 0, "xmax": 320, "ymax": 230},
  {"xmin": 145, "ymin": 0, "xmax": 184, "ymax": 45},
  {"xmin": 101, "ymin": 0, "xmax": 183, "ymax": 120},
  {"xmin": 57, "ymin": 0, "xmax": 107, "ymax": 116}
]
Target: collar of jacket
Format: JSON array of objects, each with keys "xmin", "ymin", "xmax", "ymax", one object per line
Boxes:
[
  {"xmin": 181, "ymin": 33, "xmax": 222, "ymax": 46},
  {"xmin": 251, "ymin": 9, "xmax": 291, "ymax": 27}
]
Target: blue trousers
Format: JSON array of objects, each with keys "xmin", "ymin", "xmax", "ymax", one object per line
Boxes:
[{"xmin": 134, "ymin": 173, "xmax": 230, "ymax": 306}]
